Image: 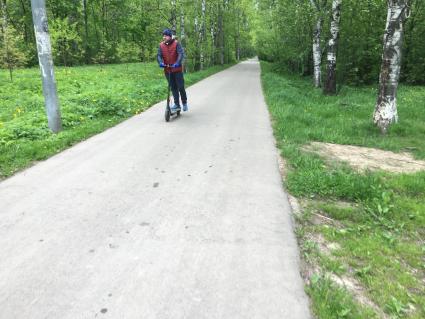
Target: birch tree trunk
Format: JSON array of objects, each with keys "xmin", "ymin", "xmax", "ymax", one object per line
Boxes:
[
  {"xmin": 310, "ymin": 0, "xmax": 326, "ymax": 87},
  {"xmin": 170, "ymin": 0, "xmax": 176, "ymax": 34},
  {"xmin": 18, "ymin": 0, "xmax": 29, "ymax": 44},
  {"xmin": 373, "ymin": 0, "xmax": 410, "ymax": 133},
  {"xmin": 218, "ymin": 3, "xmax": 224, "ymax": 65},
  {"xmin": 236, "ymin": 8, "xmax": 240, "ymax": 61},
  {"xmin": 194, "ymin": 8, "xmax": 199, "ymax": 70},
  {"xmin": 312, "ymin": 17, "xmax": 323, "ymax": 87},
  {"xmin": 82, "ymin": 0, "xmax": 90, "ymax": 63},
  {"xmin": 0, "ymin": 0, "xmax": 11, "ymax": 80},
  {"xmin": 180, "ymin": 5, "xmax": 185, "ymax": 48},
  {"xmin": 200, "ymin": 0, "xmax": 206, "ymax": 69},
  {"xmin": 210, "ymin": 18, "xmax": 216, "ymax": 64},
  {"xmin": 323, "ymin": 0, "xmax": 341, "ymax": 95}
]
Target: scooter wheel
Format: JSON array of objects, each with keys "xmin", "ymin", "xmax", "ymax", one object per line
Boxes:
[
  {"xmin": 177, "ymin": 111, "xmax": 181, "ymax": 116},
  {"xmin": 165, "ymin": 107, "xmax": 170, "ymax": 122}
]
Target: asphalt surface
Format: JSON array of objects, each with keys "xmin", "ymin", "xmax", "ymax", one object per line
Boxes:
[{"xmin": 0, "ymin": 59, "xmax": 311, "ymax": 318}]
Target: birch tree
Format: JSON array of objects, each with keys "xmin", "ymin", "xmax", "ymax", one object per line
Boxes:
[
  {"xmin": 218, "ymin": 2, "xmax": 224, "ymax": 65},
  {"xmin": 235, "ymin": 5, "xmax": 241, "ymax": 61},
  {"xmin": 82, "ymin": 0, "xmax": 89, "ymax": 63},
  {"xmin": 179, "ymin": 4, "xmax": 185, "ymax": 48},
  {"xmin": 310, "ymin": 0, "xmax": 327, "ymax": 87},
  {"xmin": 170, "ymin": 0, "xmax": 177, "ymax": 34},
  {"xmin": 373, "ymin": 0, "xmax": 410, "ymax": 133},
  {"xmin": 323, "ymin": 0, "xmax": 341, "ymax": 95},
  {"xmin": 200, "ymin": 0, "xmax": 206, "ymax": 69}
]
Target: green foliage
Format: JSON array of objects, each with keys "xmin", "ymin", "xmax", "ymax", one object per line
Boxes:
[
  {"xmin": 116, "ymin": 41, "xmax": 141, "ymax": 63},
  {"xmin": 402, "ymin": 0, "xmax": 425, "ymax": 84},
  {"xmin": 0, "ymin": 24, "xmax": 28, "ymax": 80},
  {"xmin": 338, "ymin": 0, "xmax": 386, "ymax": 85},
  {"xmin": 255, "ymin": 0, "xmax": 425, "ymax": 85},
  {"xmin": 255, "ymin": 1, "xmax": 313, "ymax": 74},
  {"xmin": 49, "ymin": 17, "xmax": 83, "ymax": 66},
  {"xmin": 3, "ymin": 0, "xmax": 255, "ymax": 70}
]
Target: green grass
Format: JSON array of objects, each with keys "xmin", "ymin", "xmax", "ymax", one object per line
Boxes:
[
  {"xmin": 307, "ymin": 275, "xmax": 378, "ymax": 319},
  {"xmin": 0, "ymin": 62, "xmax": 232, "ymax": 178},
  {"xmin": 261, "ymin": 61, "xmax": 425, "ymax": 318}
]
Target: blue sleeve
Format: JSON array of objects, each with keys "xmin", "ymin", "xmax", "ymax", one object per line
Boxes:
[
  {"xmin": 176, "ymin": 43, "xmax": 185, "ymax": 65},
  {"xmin": 157, "ymin": 47, "xmax": 163, "ymax": 65}
]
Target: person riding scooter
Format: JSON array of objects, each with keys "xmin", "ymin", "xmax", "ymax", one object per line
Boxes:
[{"xmin": 157, "ymin": 29, "xmax": 188, "ymax": 113}]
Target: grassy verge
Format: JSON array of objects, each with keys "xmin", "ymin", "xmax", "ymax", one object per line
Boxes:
[
  {"xmin": 261, "ymin": 61, "xmax": 425, "ymax": 319},
  {"xmin": 0, "ymin": 62, "xmax": 232, "ymax": 178}
]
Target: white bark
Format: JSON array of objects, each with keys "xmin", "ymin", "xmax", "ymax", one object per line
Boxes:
[
  {"xmin": 210, "ymin": 20, "xmax": 216, "ymax": 64},
  {"xmin": 170, "ymin": 0, "xmax": 176, "ymax": 34},
  {"xmin": 236, "ymin": 8, "xmax": 240, "ymax": 61},
  {"xmin": 323, "ymin": 0, "xmax": 341, "ymax": 94},
  {"xmin": 200, "ymin": 0, "xmax": 206, "ymax": 69},
  {"xmin": 310, "ymin": 0, "xmax": 323, "ymax": 87},
  {"xmin": 218, "ymin": 4, "xmax": 224, "ymax": 65},
  {"xmin": 373, "ymin": 0, "xmax": 410, "ymax": 133},
  {"xmin": 180, "ymin": 6, "xmax": 185, "ymax": 45},
  {"xmin": 312, "ymin": 17, "xmax": 323, "ymax": 87}
]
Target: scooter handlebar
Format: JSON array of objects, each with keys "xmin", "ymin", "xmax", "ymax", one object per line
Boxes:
[{"xmin": 160, "ymin": 63, "xmax": 180, "ymax": 68}]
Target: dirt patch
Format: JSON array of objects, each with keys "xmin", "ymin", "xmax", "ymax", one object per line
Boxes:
[
  {"xmin": 329, "ymin": 274, "xmax": 389, "ymax": 318},
  {"xmin": 303, "ymin": 142, "xmax": 425, "ymax": 174},
  {"xmin": 277, "ymin": 155, "xmax": 289, "ymax": 179}
]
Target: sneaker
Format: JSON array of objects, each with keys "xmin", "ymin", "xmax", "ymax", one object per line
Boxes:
[
  {"xmin": 182, "ymin": 103, "xmax": 188, "ymax": 112},
  {"xmin": 170, "ymin": 104, "xmax": 181, "ymax": 113}
]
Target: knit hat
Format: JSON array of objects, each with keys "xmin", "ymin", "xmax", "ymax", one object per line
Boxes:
[{"xmin": 162, "ymin": 29, "xmax": 173, "ymax": 37}]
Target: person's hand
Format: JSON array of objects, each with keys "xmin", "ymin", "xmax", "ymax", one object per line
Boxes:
[
  {"xmin": 159, "ymin": 62, "xmax": 165, "ymax": 68},
  {"xmin": 171, "ymin": 63, "xmax": 180, "ymax": 68}
]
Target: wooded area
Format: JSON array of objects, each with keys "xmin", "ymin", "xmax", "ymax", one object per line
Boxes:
[
  {"xmin": 0, "ymin": 0, "xmax": 424, "ymax": 132},
  {"xmin": 256, "ymin": 0, "xmax": 423, "ymax": 86},
  {"xmin": 0, "ymin": 0, "xmax": 255, "ymax": 72},
  {"xmin": 256, "ymin": 0, "xmax": 422, "ymax": 132}
]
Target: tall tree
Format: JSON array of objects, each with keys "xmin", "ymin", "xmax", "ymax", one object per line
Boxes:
[
  {"xmin": 82, "ymin": 0, "xmax": 90, "ymax": 63},
  {"xmin": 179, "ymin": 4, "xmax": 185, "ymax": 48},
  {"xmin": 373, "ymin": 0, "xmax": 411, "ymax": 133},
  {"xmin": 1, "ymin": 0, "xmax": 27, "ymax": 81},
  {"xmin": 217, "ymin": 1, "xmax": 224, "ymax": 65},
  {"xmin": 310, "ymin": 0, "xmax": 327, "ymax": 88},
  {"xmin": 234, "ymin": 3, "xmax": 241, "ymax": 61},
  {"xmin": 323, "ymin": 0, "xmax": 341, "ymax": 95},
  {"xmin": 170, "ymin": 0, "xmax": 177, "ymax": 33}
]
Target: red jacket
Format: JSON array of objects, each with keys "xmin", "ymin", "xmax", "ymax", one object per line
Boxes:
[{"xmin": 159, "ymin": 40, "xmax": 183, "ymax": 73}]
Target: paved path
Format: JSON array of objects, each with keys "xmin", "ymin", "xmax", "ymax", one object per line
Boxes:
[{"xmin": 0, "ymin": 59, "xmax": 311, "ymax": 318}]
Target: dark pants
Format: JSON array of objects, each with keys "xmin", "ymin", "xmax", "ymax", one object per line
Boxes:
[{"xmin": 165, "ymin": 72, "xmax": 187, "ymax": 107}]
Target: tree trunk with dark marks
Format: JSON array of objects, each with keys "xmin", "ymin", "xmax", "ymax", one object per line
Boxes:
[
  {"xmin": 170, "ymin": 0, "xmax": 176, "ymax": 34},
  {"xmin": 180, "ymin": 6, "xmax": 185, "ymax": 48},
  {"xmin": 218, "ymin": 3, "xmax": 224, "ymax": 65},
  {"xmin": 200, "ymin": 0, "xmax": 206, "ymax": 69},
  {"xmin": 82, "ymin": 0, "xmax": 90, "ymax": 64},
  {"xmin": 374, "ymin": 0, "xmax": 410, "ymax": 134},
  {"xmin": 310, "ymin": 0, "xmax": 327, "ymax": 88},
  {"xmin": 323, "ymin": 0, "xmax": 341, "ymax": 95},
  {"xmin": 1, "ymin": 0, "xmax": 10, "ymax": 80}
]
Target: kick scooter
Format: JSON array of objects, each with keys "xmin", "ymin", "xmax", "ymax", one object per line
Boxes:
[{"xmin": 164, "ymin": 66, "xmax": 181, "ymax": 122}]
